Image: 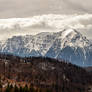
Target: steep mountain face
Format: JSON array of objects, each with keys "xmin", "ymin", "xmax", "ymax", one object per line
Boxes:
[
  {"xmin": 46, "ymin": 29, "xmax": 92, "ymax": 66},
  {"xmin": 0, "ymin": 29, "xmax": 92, "ymax": 66}
]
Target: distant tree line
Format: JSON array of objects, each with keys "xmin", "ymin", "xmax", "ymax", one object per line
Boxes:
[{"xmin": 2, "ymin": 84, "xmax": 52, "ymax": 92}]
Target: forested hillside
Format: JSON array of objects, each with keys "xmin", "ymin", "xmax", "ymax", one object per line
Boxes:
[{"xmin": 0, "ymin": 54, "xmax": 92, "ymax": 92}]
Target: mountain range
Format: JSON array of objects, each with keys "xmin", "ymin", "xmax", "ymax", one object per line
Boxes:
[{"xmin": 0, "ymin": 28, "xmax": 92, "ymax": 66}]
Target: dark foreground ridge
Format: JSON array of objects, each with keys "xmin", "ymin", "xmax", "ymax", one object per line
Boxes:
[{"xmin": 0, "ymin": 54, "xmax": 92, "ymax": 92}]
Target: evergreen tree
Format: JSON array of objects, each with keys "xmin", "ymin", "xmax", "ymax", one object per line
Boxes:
[
  {"xmin": 46, "ymin": 89, "xmax": 51, "ymax": 92},
  {"xmin": 0, "ymin": 83, "xmax": 2, "ymax": 92},
  {"xmin": 23, "ymin": 84, "xmax": 29, "ymax": 92},
  {"xmin": 14, "ymin": 85, "xmax": 19, "ymax": 92},
  {"xmin": 30, "ymin": 85, "xmax": 35, "ymax": 92},
  {"xmin": 19, "ymin": 86, "xmax": 23, "ymax": 92},
  {"xmin": 10, "ymin": 84, "xmax": 13, "ymax": 89},
  {"xmin": 5, "ymin": 84, "xmax": 11, "ymax": 92}
]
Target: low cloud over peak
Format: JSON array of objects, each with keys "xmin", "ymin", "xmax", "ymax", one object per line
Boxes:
[{"xmin": 0, "ymin": 14, "xmax": 92, "ymax": 40}]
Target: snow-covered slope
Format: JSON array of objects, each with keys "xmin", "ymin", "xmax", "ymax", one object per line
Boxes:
[{"xmin": 0, "ymin": 29, "xmax": 92, "ymax": 66}]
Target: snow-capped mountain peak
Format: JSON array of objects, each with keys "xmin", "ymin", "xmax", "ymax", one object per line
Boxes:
[
  {"xmin": 0, "ymin": 29, "xmax": 92, "ymax": 66},
  {"xmin": 59, "ymin": 29, "xmax": 74, "ymax": 39},
  {"xmin": 56, "ymin": 29, "xmax": 90, "ymax": 50}
]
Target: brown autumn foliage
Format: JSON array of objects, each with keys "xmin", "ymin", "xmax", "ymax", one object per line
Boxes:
[{"xmin": 0, "ymin": 53, "xmax": 92, "ymax": 92}]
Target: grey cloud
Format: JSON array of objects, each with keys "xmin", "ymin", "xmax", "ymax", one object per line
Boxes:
[{"xmin": 0, "ymin": 0, "xmax": 92, "ymax": 18}]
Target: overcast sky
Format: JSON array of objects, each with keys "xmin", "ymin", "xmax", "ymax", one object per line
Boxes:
[
  {"xmin": 0, "ymin": 0, "xmax": 92, "ymax": 18},
  {"xmin": 0, "ymin": 0, "xmax": 92, "ymax": 40}
]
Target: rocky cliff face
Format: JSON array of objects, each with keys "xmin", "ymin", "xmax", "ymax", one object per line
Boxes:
[{"xmin": 0, "ymin": 29, "xmax": 92, "ymax": 66}]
